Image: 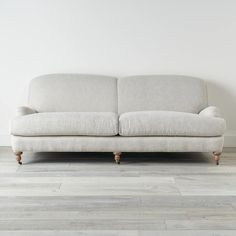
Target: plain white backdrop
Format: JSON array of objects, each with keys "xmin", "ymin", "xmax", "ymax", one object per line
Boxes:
[{"xmin": 0, "ymin": 0, "xmax": 236, "ymax": 146}]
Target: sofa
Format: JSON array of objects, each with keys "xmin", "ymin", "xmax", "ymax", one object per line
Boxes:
[{"xmin": 10, "ymin": 74, "xmax": 226, "ymax": 165}]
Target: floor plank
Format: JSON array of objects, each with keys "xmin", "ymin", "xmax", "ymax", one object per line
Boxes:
[{"xmin": 0, "ymin": 147, "xmax": 236, "ymax": 234}]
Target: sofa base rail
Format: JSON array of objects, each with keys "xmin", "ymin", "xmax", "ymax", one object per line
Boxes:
[
  {"xmin": 12, "ymin": 135, "xmax": 224, "ymax": 165},
  {"xmin": 11, "ymin": 135, "xmax": 224, "ymax": 153}
]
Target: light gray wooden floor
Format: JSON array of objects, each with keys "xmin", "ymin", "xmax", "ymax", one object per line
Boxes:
[{"xmin": 0, "ymin": 147, "xmax": 236, "ymax": 235}]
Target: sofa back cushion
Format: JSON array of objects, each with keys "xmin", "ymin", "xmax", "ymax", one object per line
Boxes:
[
  {"xmin": 118, "ymin": 75, "xmax": 208, "ymax": 114},
  {"xmin": 28, "ymin": 74, "xmax": 118, "ymax": 112}
]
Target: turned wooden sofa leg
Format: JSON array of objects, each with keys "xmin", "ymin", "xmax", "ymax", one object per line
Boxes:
[
  {"xmin": 213, "ymin": 152, "xmax": 221, "ymax": 165},
  {"xmin": 113, "ymin": 152, "xmax": 121, "ymax": 164},
  {"xmin": 15, "ymin": 152, "xmax": 23, "ymax": 165}
]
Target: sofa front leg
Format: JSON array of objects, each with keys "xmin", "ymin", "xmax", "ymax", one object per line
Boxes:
[
  {"xmin": 113, "ymin": 152, "xmax": 121, "ymax": 164},
  {"xmin": 15, "ymin": 152, "xmax": 23, "ymax": 165},
  {"xmin": 213, "ymin": 152, "xmax": 221, "ymax": 165}
]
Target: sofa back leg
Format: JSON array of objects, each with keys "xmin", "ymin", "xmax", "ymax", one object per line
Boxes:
[
  {"xmin": 213, "ymin": 152, "xmax": 221, "ymax": 165},
  {"xmin": 15, "ymin": 152, "xmax": 23, "ymax": 165},
  {"xmin": 113, "ymin": 152, "xmax": 121, "ymax": 164}
]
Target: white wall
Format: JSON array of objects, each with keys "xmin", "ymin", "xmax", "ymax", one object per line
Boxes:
[{"xmin": 0, "ymin": 0, "xmax": 236, "ymax": 146}]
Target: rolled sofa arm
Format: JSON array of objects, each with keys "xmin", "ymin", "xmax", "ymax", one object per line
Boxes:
[
  {"xmin": 199, "ymin": 106, "xmax": 222, "ymax": 118},
  {"xmin": 16, "ymin": 106, "xmax": 37, "ymax": 116}
]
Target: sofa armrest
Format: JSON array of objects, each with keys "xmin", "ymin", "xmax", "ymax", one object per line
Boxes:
[
  {"xmin": 16, "ymin": 106, "xmax": 37, "ymax": 116},
  {"xmin": 199, "ymin": 106, "xmax": 222, "ymax": 118}
]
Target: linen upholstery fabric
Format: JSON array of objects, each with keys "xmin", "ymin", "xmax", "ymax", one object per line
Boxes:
[
  {"xmin": 11, "ymin": 112, "xmax": 118, "ymax": 136},
  {"xmin": 16, "ymin": 106, "xmax": 37, "ymax": 116},
  {"xmin": 10, "ymin": 73, "xmax": 226, "ymax": 156},
  {"xmin": 118, "ymin": 75, "xmax": 208, "ymax": 114},
  {"xmin": 119, "ymin": 111, "xmax": 226, "ymax": 137},
  {"xmin": 199, "ymin": 106, "xmax": 222, "ymax": 118},
  {"xmin": 11, "ymin": 136, "xmax": 224, "ymax": 153},
  {"xmin": 28, "ymin": 74, "xmax": 118, "ymax": 112}
]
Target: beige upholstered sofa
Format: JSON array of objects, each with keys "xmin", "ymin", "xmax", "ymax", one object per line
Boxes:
[{"xmin": 10, "ymin": 74, "xmax": 226, "ymax": 165}]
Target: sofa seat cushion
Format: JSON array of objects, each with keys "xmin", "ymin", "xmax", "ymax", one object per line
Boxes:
[
  {"xmin": 119, "ymin": 111, "xmax": 226, "ymax": 137},
  {"xmin": 11, "ymin": 112, "xmax": 118, "ymax": 136}
]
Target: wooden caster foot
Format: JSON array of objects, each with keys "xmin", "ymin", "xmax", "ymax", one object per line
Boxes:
[
  {"xmin": 113, "ymin": 152, "xmax": 121, "ymax": 164},
  {"xmin": 15, "ymin": 152, "xmax": 23, "ymax": 165},
  {"xmin": 213, "ymin": 152, "xmax": 221, "ymax": 165}
]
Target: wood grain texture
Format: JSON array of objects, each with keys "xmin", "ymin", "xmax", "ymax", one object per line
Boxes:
[
  {"xmin": 0, "ymin": 147, "xmax": 236, "ymax": 234},
  {"xmin": 15, "ymin": 152, "xmax": 22, "ymax": 165}
]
